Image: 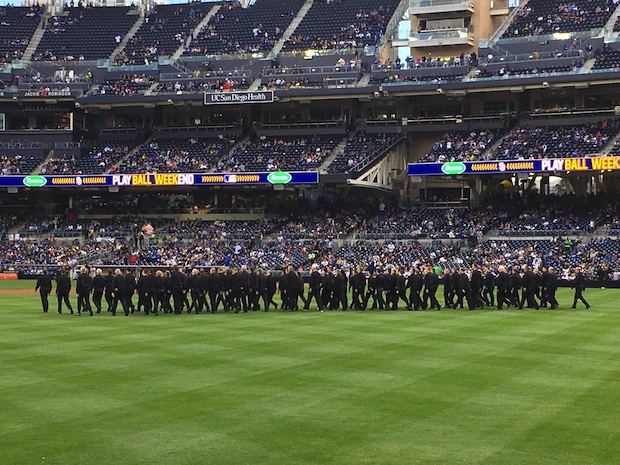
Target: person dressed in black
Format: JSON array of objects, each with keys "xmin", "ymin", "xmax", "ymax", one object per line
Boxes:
[
  {"xmin": 334, "ymin": 268, "xmax": 348, "ymax": 311},
  {"xmin": 423, "ymin": 266, "xmax": 441, "ymax": 311},
  {"xmin": 256, "ymin": 267, "xmax": 269, "ymax": 311},
  {"xmin": 305, "ymin": 264, "xmax": 323, "ymax": 311},
  {"xmin": 154, "ymin": 270, "xmax": 166, "ymax": 314},
  {"xmin": 230, "ymin": 267, "xmax": 243, "ymax": 312},
  {"xmin": 453, "ymin": 268, "xmax": 464, "ymax": 309},
  {"xmin": 519, "ymin": 266, "xmax": 539, "ymax": 310},
  {"xmin": 104, "ymin": 269, "xmax": 114, "ymax": 312},
  {"xmin": 546, "ymin": 266, "xmax": 559, "ymax": 309},
  {"xmin": 407, "ymin": 267, "xmax": 423, "ymax": 311},
  {"xmin": 442, "ymin": 268, "xmax": 453, "ymax": 309},
  {"xmin": 137, "ymin": 269, "xmax": 153, "ymax": 315},
  {"xmin": 483, "ymin": 266, "xmax": 495, "ymax": 308},
  {"xmin": 247, "ymin": 266, "xmax": 260, "ymax": 311},
  {"xmin": 395, "ymin": 267, "xmax": 409, "ymax": 310},
  {"xmin": 56, "ymin": 267, "xmax": 73, "ymax": 315},
  {"xmin": 76, "ymin": 266, "xmax": 93, "ymax": 316},
  {"xmin": 188, "ymin": 268, "xmax": 203, "ymax": 314},
  {"xmin": 384, "ymin": 268, "xmax": 397, "ymax": 310},
  {"xmin": 170, "ymin": 265, "xmax": 186, "ymax": 315},
  {"xmin": 509, "ymin": 267, "xmax": 521, "ymax": 308},
  {"xmin": 92, "ymin": 268, "xmax": 106, "ymax": 313},
  {"xmin": 238, "ymin": 265, "xmax": 250, "ymax": 312},
  {"xmin": 571, "ymin": 267, "xmax": 590, "ymax": 309},
  {"xmin": 470, "ymin": 264, "xmax": 484, "ymax": 309},
  {"xmin": 265, "ymin": 270, "xmax": 278, "ymax": 311},
  {"xmin": 125, "ymin": 269, "xmax": 137, "ymax": 313},
  {"xmin": 495, "ymin": 265, "xmax": 511, "ymax": 310},
  {"xmin": 111, "ymin": 268, "xmax": 129, "ymax": 316},
  {"xmin": 322, "ymin": 267, "xmax": 335, "ymax": 310},
  {"xmin": 539, "ymin": 266, "xmax": 549, "ymax": 308},
  {"xmin": 349, "ymin": 267, "xmax": 365, "ymax": 310},
  {"xmin": 455, "ymin": 268, "xmax": 470, "ymax": 310},
  {"xmin": 35, "ymin": 268, "xmax": 53, "ymax": 313},
  {"xmin": 206, "ymin": 267, "xmax": 221, "ymax": 313}
]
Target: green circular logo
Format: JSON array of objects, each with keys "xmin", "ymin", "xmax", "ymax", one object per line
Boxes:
[
  {"xmin": 22, "ymin": 175, "xmax": 48, "ymax": 188},
  {"xmin": 267, "ymin": 172, "xmax": 293, "ymax": 184},
  {"xmin": 441, "ymin": 162, "xmax": 466, "ymax": 175}
]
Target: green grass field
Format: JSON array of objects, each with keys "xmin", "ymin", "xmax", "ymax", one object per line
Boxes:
[{"xmin": 2, "ymin": 281, "xmax": 620, "ymax": 465}]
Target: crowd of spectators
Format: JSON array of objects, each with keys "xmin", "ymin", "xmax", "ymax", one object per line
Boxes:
[
  {"xmin": 328, "ymin": 133, "xmax": 402, "ymax": 173},
  {"xmin": 92, "ymin": 74, "xmax": 156, "ymax": 96},
  {"xmin": 38, "ymin": 153, "xmax": 79, "ymax": 174},
  {"xmin": 115, "ymin": 2, "xmax": 208, "ymax": 65},
  {"xmin": 116, "ymin": 137, "xmax": 234, "ymax": 173},
  {"xmin": 355, "ymin": 205, "xmax": 503, "ymax": 240},
  {"xmin": 284, "ymin": 4, "xmax": 396, "ymax": 51},
  {"xmin": 371, "ymin": 72, "xmax": 465, "ymax": 85},
  {"xmin": 0, "ymin": 154, "xmax": 42, "ymax": 174},
  {"xmin": 3, "ymin": 194, "xmax": 620, "ymax": 282},
  {"xmin": 218, "ymin": 135, "xmax": 339, "ymax": 172},
  {"xmin": 0, "ymin": 5, "xmax": 44, "ymax": 64},
  {"xmin": 472, "ymin": 61, "xmax": 582, "ymax": 79},
  {"xmin": 153, "ymin": 77, "xmax": 249, "ymax": 94},
  {"xmin": 418, "ymin": 130, "xmax": 500, "ymax": 163},
  {"xmin": 489, "ymin": 121, "xmax": 619, "ymax": 160},
  {"xmin": 373, "ymin": 53, "xmax": 477, "ymax": 71},
  {"xmin": 502, "ymin": 0, "xmax": 618, "ymax": 38}
]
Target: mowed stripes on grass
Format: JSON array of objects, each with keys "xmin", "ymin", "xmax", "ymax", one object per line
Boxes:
[{"xmin": 1, "ymin": 286, "xmax": 620, "ymax": 465}]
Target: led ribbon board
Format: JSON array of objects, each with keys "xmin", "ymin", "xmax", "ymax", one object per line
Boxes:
[
  {"xmin": 407, "ymin": 157, "xmax": 620, "ymax": 176},
  {"xmin": 11, "ymin": 172, "xmax": 319, "ymax": 188}
]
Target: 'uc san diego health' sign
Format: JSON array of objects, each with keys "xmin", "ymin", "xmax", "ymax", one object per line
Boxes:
[{"xmin": 204, "ymin": 91, "xmax": 274, "ymax": 105}]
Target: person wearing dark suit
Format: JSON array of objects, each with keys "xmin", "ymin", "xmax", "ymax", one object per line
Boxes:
[
  {"xmin": 92, "ymin": 268, "xmax": 106, "ymax": 313},
  {"xmin": 571, "ymin": 267, "xmax": 590, "ymax": 309},
  {"xmin": 35, "ymin": 268, "xmax": 53, "ymax": 313},
  {"xmin": 305, "ymin": 264, "xmax": 323, "ymax": 311},
  {"xmin": 519, "ymin": 266, "xmax": 539, "ymax": 310},
  {"xmin": 256, "ymin": 267, "xmax": 268, "ymax": 311},
  {"xmin": 238, "ymin": 265, "xmax": 250, "ymax": 312},
  {"xmin": 265, "ymin": 270, "xmax": 278, "ymax": 311},
  {"xmin": 546, "ymin": 266, "xmax": 559, "ymax": 309},
  {"xmin": 442, "ymin": 268, "xmax": 453, "ymax": 309},
  {"xmin": 56, "ymin": 268, "xmax": 73, "ymax": 315},
  {"xmin": 384, "ymin": 268, "xmax": 397, "ymax": 310},
  {"xmin": 196, "ymin": 268, "xmax": 209, "ymax": 313},
  {"xmin": 470, "ymin": 264, "xmax": 484, "ymax": 308},
  {"xmin": 248, "ymin": 266, "xmax": 260, "ymax": 311},
  {"xmin": 170, "ymin": 265, "xmax": 186, "ymax": 314},
  {"xmin": 483, "ymin": 266, "xmax": 495, "ymax": 307},
  {"xmin": 495, "ymin": 265, "xmax": 511, "ymax": 310},
  {"xmin": 451, "ymin": 268, "xmax": 462, "ymax": 309},
  {"xmin": 76, "ymin": 266, "xmax": 93, "ymax": 316},
  {"xmin": 111, "ymin": 268, "xmax": 129, "ymax": 316},
  {"xmin": 104, "ymin": 269, "xmax": 114, "ymax": 312},
  {"xmin": 322, "ymin": 267, "xmax": 336, "ymax": 310},
  {"xmin": 188, "ymin": 268, "xmax": 203, "ymax": 314},
  {"xmin": 459, "ymin": 268, "xmax": 473, "ymax": 310},
  {"xmin": 349, "ymin": 267, "xmax": 365, "ymax": 310},
  {"xmin": 407, "ymin": 267, "xmax": 423, "ymax": 311},
  {"xmin": 423, "ymin": 266, "xmax": 441, "ymax": 311},
  {"xmin": 137, "ymin": 269, "xmax": 153, "ymax": 315},
  {"xmin": 230, "ymin": 267, "xmax": 244, "ymax": 312},
  {"xmin": 509, "ymin": 268, "xmax": 521, "ymax": 308},
  {"xmin": 154, "ymin": 270, "xmax": 166, "ymax": 314},
  {"xmin": 334, "ymin": 268, "xmax": 348, "ymax": 311},
  {"xmin": 395, "ymin": 267, "xmax": 409, "ymax": 310},
  {"xmin": 125, "ymin": 269, "xmax": 137, "ymax": 313},
  {"xmin": 206, "ymin": 267, "xmax": 220, "ymax": 313}
]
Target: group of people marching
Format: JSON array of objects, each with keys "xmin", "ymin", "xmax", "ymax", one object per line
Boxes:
[{"xmin": 34, "ymin": 262, "xmax": 591, "ymax": 316}]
